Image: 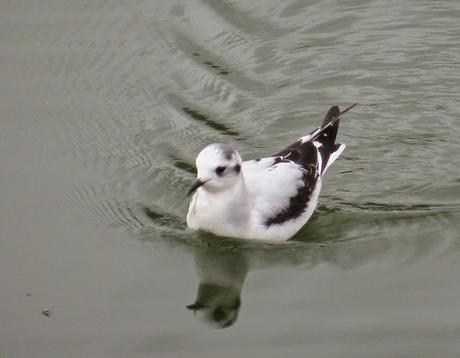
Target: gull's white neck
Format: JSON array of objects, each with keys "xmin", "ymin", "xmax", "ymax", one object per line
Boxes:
[{"xmin": 187, "ymin": 175, "xmax": 251, "ymax": 238}]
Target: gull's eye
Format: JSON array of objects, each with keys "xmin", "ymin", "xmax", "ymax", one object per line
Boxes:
[{"xmin": 215, "ymin": 166, "xmax": 226, "ymax": 176}]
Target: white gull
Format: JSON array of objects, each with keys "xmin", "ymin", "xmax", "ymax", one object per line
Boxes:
[{"xmin": 186, "ymin": 104, "xmax": 357, "ymax": 241}]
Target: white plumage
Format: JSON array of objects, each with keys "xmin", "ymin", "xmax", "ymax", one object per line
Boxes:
[{"xmin": 186, "ymin": 104, "xmax": 356, "ymax": 241}]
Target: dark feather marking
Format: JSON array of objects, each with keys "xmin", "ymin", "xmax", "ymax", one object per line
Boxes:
[
  {"xmin": 273, "ymin": 104, "xmax": 356, "ymax": 174},
  {"xmin": 265, "ymin": 143, "xmax": 319, "ymax": 227},
  {"xmin": 215, "ymin": 166, "xmax": 226, "ymax": 176},
  {"xmin": 273, "ymin": 156, "xmax": 282, "ymax": 164},
  {"xmin": 219, "ymin": 143, "xmax": 235, "ymax": 160}
]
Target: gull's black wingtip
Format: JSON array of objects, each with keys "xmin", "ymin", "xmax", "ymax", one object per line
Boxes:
[{"xmin": 322, "ymin": 105, "xmax": 341, "ymax": 127}]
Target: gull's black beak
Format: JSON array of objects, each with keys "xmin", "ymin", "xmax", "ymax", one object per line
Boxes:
[{"xmin": 187, "ymin": 179, "xmax": 206, "ymax": 196}]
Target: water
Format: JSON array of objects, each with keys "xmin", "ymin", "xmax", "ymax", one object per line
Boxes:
[{"xmin": 1, "ymin": 0, "xmax": 460, "ymax": 356}]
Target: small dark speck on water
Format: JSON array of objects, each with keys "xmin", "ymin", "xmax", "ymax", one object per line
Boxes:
[{"xmin": 41, "ymin": 310, "xmax": 51, "ymax": 317}]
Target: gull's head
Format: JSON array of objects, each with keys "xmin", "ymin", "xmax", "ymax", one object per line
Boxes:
[{"xmin": 188, "ymin": 143, "xmax": 242, "ymax": 195}]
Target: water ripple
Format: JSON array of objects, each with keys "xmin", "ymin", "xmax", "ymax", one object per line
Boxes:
[{"xmin": 34, "ymin": 0, "xmax": 460, "ymax": 267}]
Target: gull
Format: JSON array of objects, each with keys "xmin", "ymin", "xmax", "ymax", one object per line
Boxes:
[{"xmin": 186, "ymin": 104, "xmax": 357, "ymax": 241}]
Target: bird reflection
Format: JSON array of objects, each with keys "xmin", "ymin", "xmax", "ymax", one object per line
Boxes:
[
  {"xmin": 187, "ymin": 247, "xmax": 248, "ymax": 329},
  {"xmin": 180, "ymin": 218, "xmax": 443, "ymax": 329}
]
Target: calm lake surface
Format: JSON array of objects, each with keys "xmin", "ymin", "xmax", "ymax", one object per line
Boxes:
[{"xmin": 1, "ymin": 0, "xmax": 460, "ymax": 356}]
